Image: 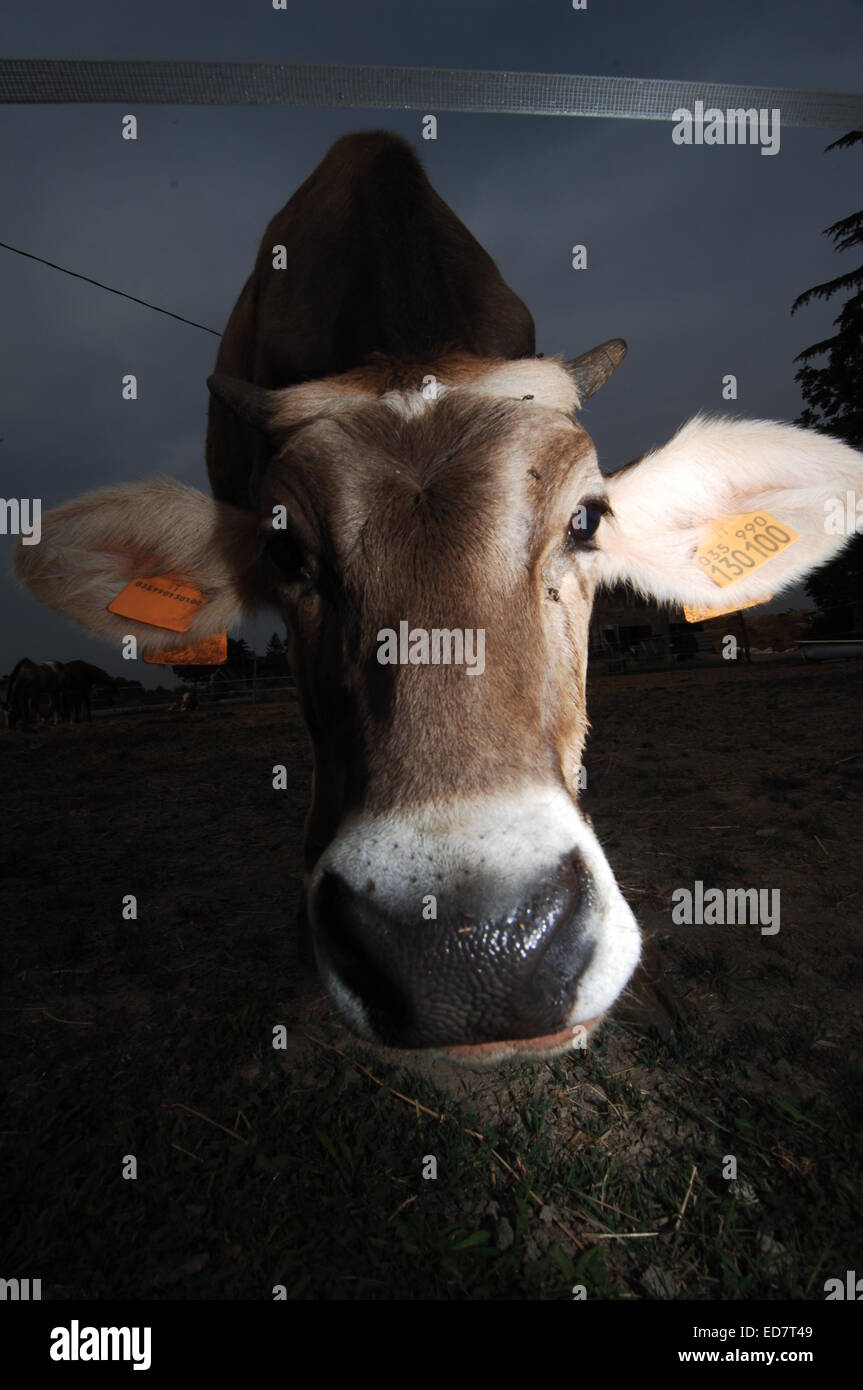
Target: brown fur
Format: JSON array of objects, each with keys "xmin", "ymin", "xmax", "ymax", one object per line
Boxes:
[
  {"xmin": 207, "ymin": 132, "xmax": 535, "ymax": 510},
  {"xmin": 253, "ymin": 358, "xmax": 603, "ymax": 866},
  {"xmin": 62, "ymin": 661, "xmax": 115, "ymax": 722},
  {"xmin": 5, "ymin": 658, "xmax": 70, "ymax": 726}
]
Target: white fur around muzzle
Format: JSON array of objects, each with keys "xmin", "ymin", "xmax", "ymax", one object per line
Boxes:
[{"xmin": 309, "ymin": 785, "xmax": 641, "ymax": 1048}]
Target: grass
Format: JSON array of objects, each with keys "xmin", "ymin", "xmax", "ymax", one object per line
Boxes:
[
  {"xmin": 3, "ymin": 1001, "xmax": 861, "ymax": 1300},
  {"xmin": 2, "ymin": 665, "xmax": 862, "ymax": 1301},
  {"xmin": 761, "ymin": 774, "xmax": 811, "ymax": 793},
  {"xmin": 687, "ymin": 852, "xmax": 746, "ymax": 882},
  {"xmin": 667, "ymin": 942, "xmax": 737, "ymax": 999}
]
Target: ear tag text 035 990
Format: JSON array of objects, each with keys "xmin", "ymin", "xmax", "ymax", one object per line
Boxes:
[{"xmin": 693, "ymin": 512, "xmax": 798, "ymax": 590}]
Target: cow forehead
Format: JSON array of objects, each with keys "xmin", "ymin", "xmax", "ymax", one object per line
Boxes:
[
  {"xmin": 266, "ymin": 357, "xmax": 602, "ymax": 589},
  {"xmin": 449, "ymin": 357, "xmax": 583, "ymax": 413},
  {"xmin": 271, "ymin": 354, "xmax": 583, "ymax": 426}
]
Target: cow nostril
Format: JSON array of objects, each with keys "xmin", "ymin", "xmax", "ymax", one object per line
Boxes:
[
  {"xmin": 311, "ymin": 855, "xmax": 596, "ymax": 1049},
  {"xmin": 314, "ymin": 872, "xmax": 410, "ymax": 1028}
]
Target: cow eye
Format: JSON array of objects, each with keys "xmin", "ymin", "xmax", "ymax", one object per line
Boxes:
[
  {"xmin": 567, "ymin": 499, "xmax": 608, "ymax": 546},
  {"xmin": 266, "ymin": 530, "xmax": 312, "ymax": 585}
]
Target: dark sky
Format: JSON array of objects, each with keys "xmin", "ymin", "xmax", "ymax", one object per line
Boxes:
[{"xmin": 2, "ymin": 0, "xmax": 862, "ymax": 681}]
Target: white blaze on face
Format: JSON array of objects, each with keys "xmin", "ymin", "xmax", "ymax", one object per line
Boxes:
[{"xmin": 309, "ymin": 785, "xmax": 641, "ymax": 1045}]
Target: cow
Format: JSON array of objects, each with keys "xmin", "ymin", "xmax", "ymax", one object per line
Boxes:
[
  {"xmin": 170, "ymin": 689, "xmax": 199, "ymax": 712},
  {"xmin": 13, "ymin": 131, "xmax": 863, "ymax": 1061},
  {"xmin": 61, "ymin": 660, "xmax": 115, "ymax": 722},
  {"xmin": 4, "ymin": 658, "xmax": 70, "ymax": 727}
]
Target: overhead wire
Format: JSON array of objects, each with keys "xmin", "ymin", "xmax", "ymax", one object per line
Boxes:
[{"xmin": 0, "ymin": 240, "xmax": 222, "ymax": 336}]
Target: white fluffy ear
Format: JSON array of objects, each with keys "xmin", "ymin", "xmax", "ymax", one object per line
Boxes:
[
  {"xmin": 598, "ymin": 415, "xmax": 863, "ymax": 608},
  {"xmin": 13, "ymin": 478, "xmax": 270, "ymax": 652}
]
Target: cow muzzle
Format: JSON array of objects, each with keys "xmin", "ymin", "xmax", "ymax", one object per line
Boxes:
[{"xmin": 307, "ymin": 787, "xmax": 641, "ymax": 1058}]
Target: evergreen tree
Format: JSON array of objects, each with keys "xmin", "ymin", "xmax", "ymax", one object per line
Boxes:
[
  {"xmin": 792, "ymin": 131, "xmax": 863, "ymax": 633},
  {"xmin": 172, "ymin": 636, "xmax": 256, "ymax": 684},
  {"xmin": 264, "ymin": 631, "xmax": 288, "ymax": 674},
  {"xmin": 227, "ymin": 637, "xmax": 255, "ymax": 676},
  {"xmin": 169, "ymin": 662, "xmax": 211, "ymax": 684}
]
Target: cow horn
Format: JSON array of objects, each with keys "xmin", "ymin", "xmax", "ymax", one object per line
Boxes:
[
  {"xmin": 207, "ymin": 373, "xmax": 283, "ymax": 432},
  {"xmin": 565, "ymin": 339, "xmax": 627, "ymax": 404}
]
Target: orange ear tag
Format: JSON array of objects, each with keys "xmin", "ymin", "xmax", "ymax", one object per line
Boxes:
[
  {"xmin": 143, "ymin": 632, "xmax": 228, "ymax": 665},
  {"xmin": 683, "ymin": 592, "xmax": 772, "ymax": 623},
  {"xmin": 693, "ymin": 512, "xmax": 798, "ymax": 590},
  {"xmin": 108, "ymin": 575, "xmax": 207, "ymax": 632}
]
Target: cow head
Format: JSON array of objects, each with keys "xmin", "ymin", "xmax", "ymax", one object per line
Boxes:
[{"xmin": 14, "ymin": 346, "xmax": 863, "ymax": 1059}]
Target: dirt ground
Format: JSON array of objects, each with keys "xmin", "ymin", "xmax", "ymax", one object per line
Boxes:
[{"xmin": 1, "ymin": 658, "xmax": 861, "ymax": 1299}]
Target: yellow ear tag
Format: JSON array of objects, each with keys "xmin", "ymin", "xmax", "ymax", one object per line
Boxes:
[
  {"xmin": 693, "ymin": 512, "xmax": 798, "ymax": 590},
  {"xmin": 683, "ymin": 592, "xmax": 772, "ymax": 623},
  {"xmin": 143, "ymin": 632, "xmax": 228, "ymax": 665},
  {"xmin": 108, "ymin": 575, "xmax": 207, "ymax": 632}
]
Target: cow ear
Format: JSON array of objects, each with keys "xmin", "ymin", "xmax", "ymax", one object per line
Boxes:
[
  {"xmin": 207, "ymin": 374, "xmax": 284, "ymax": 433},
  {"xmin": 13, "ymin": 479, "xmax": 272, "ymax": 652},
  {"xmin": 597, "ymin": 415, "xmax": 863, "ymax": 608}
]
